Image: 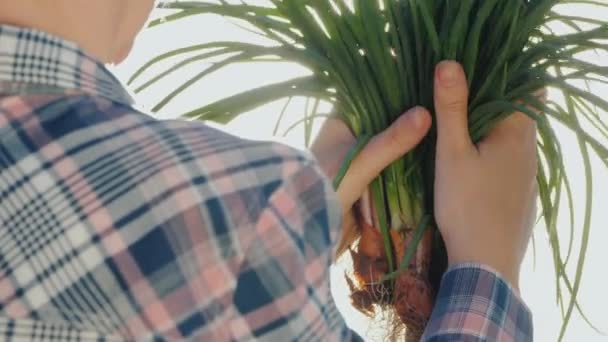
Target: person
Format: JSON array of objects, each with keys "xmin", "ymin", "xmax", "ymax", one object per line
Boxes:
[{"xmin": 0, "ymin": 1, "xmax": 536, "ymax": 341}]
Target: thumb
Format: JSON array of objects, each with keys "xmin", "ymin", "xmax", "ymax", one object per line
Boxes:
[
  {"xmin": 337, "ymin": 107, "xmax": 431, "ymax": 211},
  {"xmin": 434, "ymin": 61, "xmax": 474, "ymax": 155}
]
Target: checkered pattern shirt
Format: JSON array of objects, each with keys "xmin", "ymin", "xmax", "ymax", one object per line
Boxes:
[{"xmin": 0, "ymin": 24, "xmax": 532, "ymax": 341}]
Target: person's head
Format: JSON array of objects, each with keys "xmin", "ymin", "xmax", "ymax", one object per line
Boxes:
[{"xmin": 0, "ymin": 0, "xmax": 156, "ymax": 64}]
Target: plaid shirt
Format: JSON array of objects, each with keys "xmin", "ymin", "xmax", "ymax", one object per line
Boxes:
[{"xmin": 0, "ymin": 24, "xmax": 532, "ymax": 341}]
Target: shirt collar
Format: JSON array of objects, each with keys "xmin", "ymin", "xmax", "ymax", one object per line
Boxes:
[{"xmin": 0, "ymin": 24, "xmax": 134, "ymax": 105}]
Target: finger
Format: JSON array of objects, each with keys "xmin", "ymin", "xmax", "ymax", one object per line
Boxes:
[
  {"xmin": 310, "ymin": 117, "xmax": 355, "ymax": 155},
  {"xmin": 482, "ymin": 110, "xmax": 539, "ymax": 157},
  {"xmin": 488, "ymin": 111, "xmax": 537, "ymax": 144},
  {"xmin": 478, "ymin": 113, "xmax": 537, "ymax": 171},
  {"xmin": 336, "ymin": 107, "xmax": 431, "ymax": 211},
  {"xmin": 335, "ymin": 206, "xmax": 358, "ymax": 258},
  {"xmin": 535, "ymin": 88, "xmax": 548, "ymax": 104},
  {"xmin": 311, "ymin": 117, "xmax": 356, "ymax": 179},
  {"xmin": 483, "ymin": 89, "xmax": 545, "ymax": 150},
  {"xmin": 434, "ymin": 61, "xmax": 474, "ymax": 155}
]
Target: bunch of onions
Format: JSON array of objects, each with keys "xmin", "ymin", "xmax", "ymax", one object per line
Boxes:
[{"xmin": 130, "ymin": 0, "xmax": 608, "ymax": 340}]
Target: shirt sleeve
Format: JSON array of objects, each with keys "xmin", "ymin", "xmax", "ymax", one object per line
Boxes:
[
  {"xmin": 422, "ymin": 263, "xmax": 533, "ymax": 342},
  {"xmin": 229, "ymin": 156, "xmax": 357, "ymax": 341}
]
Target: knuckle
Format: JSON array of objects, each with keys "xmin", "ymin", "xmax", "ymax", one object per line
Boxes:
[
  {"xmin": 438, "ymin": 97, "xmax": 467, "ymax": 115},
  {"xmin": 385, "ymin": 126, "xmax": 405, "ymax": 147}
]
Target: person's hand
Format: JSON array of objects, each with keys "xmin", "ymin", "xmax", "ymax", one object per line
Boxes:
[
  {"xmin": 311, "ymin": 109, "xmax": 431, "ymax": 256},
  {"xmin": 432, "ymin": 61, "xmax": 538, "ymax": 290}
]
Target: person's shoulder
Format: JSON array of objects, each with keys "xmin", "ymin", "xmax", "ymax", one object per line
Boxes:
[
  {"xmin": 155, "ymin": 117, "xmax": 322, "ymax": 198},
  {"xmin": 112, "ymin": 98, "xmax": 323, "ymax": 196},
  {"xmin": 85, "ymin": 95, "xmax": 314, "ymax": 168},
  {"xmin": 139, "ymin": 109, "xmax": 339, "ymax": 253},
  {"xmin": 152, "ymin": 114, "xmax": 313, "ymax": 167},
  {"xmin": 64, "ymin": 93, "xmax": 319, "ymax": 183},
  {"xmin": 74, "ymin": 94, "xmax": 327, "ymax": 217}
]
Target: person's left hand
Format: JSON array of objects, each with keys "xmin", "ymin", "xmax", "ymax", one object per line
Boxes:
[{"xmin": 310, "ymin": 108, "xmax": 432, "ymax": 256}]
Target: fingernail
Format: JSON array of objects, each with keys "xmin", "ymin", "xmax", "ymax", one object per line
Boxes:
[
  {"xmin": 408, "ymin": 107, "xmax": 425, "ymax": 128},
  {"xmin": 437, "ymin": 61, "xmax": 460, "ymax": 86}
]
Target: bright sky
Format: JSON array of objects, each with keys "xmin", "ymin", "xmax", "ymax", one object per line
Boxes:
[{"xmin": 111, "ymin": 3, "xmax": 608, "ymax": 341}]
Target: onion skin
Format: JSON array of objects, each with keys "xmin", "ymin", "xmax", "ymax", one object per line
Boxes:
[
  {"xmin": 346, "ymin": 194, "xmax": 435, "ymax": 340},
  {"xmin": 348, "ymin": 221, "xmax": 390, "ymax": 316},
  {"xmin": 347, "ymin": 223, "xmax": 435, "ymax": 340},
  {"xmin": 391, "ymin": 228, "xmax": 434, "ymax": 340}
]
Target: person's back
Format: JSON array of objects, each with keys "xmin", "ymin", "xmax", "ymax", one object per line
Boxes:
[{"xmin": 0, "ymin": 25, "xmax": 348, "ymax": 340}]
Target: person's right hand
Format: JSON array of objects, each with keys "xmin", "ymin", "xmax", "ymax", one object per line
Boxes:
[{"xmin": 431, "ymin": 61, "xmax": 538, "ymax": 291}]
